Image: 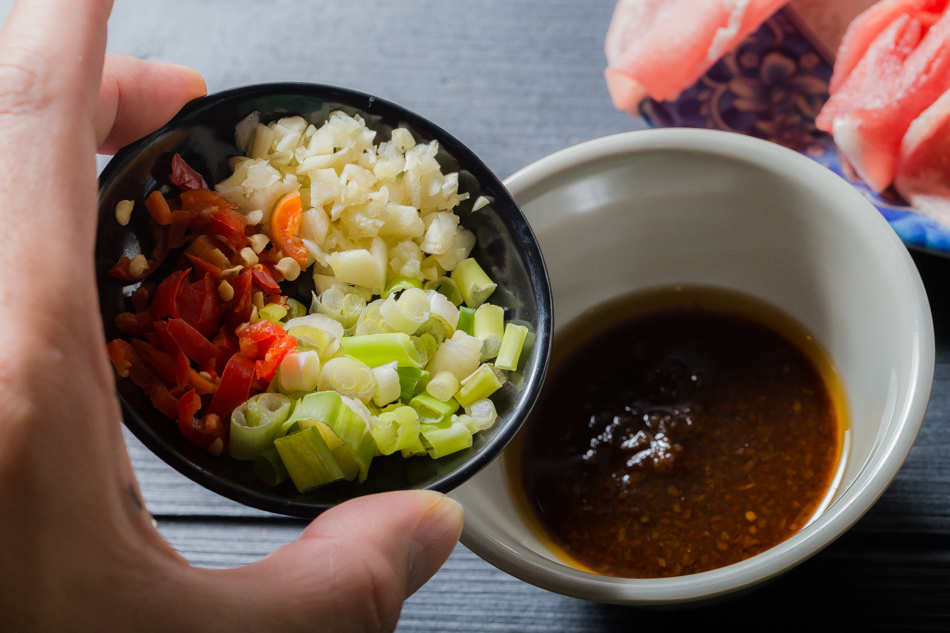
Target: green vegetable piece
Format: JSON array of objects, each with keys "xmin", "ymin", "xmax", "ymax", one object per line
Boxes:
[
  {"xmin": 384, "ymin": 275, "xmax": 424, "ymax": 298},
  {"xmin": 254, "ymin": 447, "xmax": 290, "ymax": 486},
  {"xmin": 259, "ymin": 302, "xmax": 288, "ymax": 324},
  {"xmin": 409, "ymin": 393, "xmax": 459, "ymax": 425},
  {"xmin": 457, "ymin": 307, "xmax": 475, "ymax": 335},
  {"xmin": 424, "ymin": 276, "xmax": 464, "ymax": 307},
  {"xmin": 495, "ymin": 323, "xmax": 529, "ymax": 371},
  {"xmin": 284, "ymin": 297, "xmax": 307, "ymax": 321},
  {"xmin": 274, "ymin": 426, "xmax": 345, "ymax": 492},
  {"xmin": 451, "ymin": 258, "xmax": 496, "ymax": 308},
  {"xmin": 455, "ymin": 363, "xmax": 504, "ymax": 408},
  {"xmin": 420, "ymin": 419, "xmax": 473, "ymax": 458},
  {"xmin": 229, "ymin": 393, "xmax": 293, "ymax": 461},
  {"xmin": 371, "ymin": 406, "xmax": 421, "ymax": 455},
  {"xmin": 340, "ymin": 332, "xmax": 424, "ymax": 368},
  {"xmin": 396, "ymin": 366, "xmax": 429, "ymax": 404},
  {"xmin": 473, "ymin": 303, "xmax": 504, "ymax": 360}
]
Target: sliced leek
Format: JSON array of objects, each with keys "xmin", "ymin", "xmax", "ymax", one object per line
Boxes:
[
  {"xmin": 451, "ymin": 258, "xmax": 496, "ymax": 308},
  {"xmin": 495, "ymin": 323, "xmax": 529, "ymax": 371},
  {"xmin": 340, "ymin": 332, "xmax": 424, "ymax": 368},
  {"xmin": 229, "ymin": 393, "xmax": 293, "ymax": 460},
  {"xmin": 274, "ymin": 426, "xmax": 345, "ymax": 492}
]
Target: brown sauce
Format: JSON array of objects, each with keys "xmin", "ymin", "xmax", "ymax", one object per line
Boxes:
[{"xmin": 513, "ymin": 286, "xmax": 846, "ymax": 578}]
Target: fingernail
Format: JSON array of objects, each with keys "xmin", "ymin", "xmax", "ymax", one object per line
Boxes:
[{"xmin": 407, "ymin": 492, "xmax": 465, "ymax": 597}]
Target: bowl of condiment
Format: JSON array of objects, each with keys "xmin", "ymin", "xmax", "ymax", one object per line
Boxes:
[
  {"xmin": 96, "ymin": 83, "xmax": 552, "ymax": 517},
  {"xmin": 451, "ymin": 128, "xmax": 934, "ymax": 604}
]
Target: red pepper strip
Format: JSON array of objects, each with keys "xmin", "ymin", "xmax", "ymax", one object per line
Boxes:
[
  {"xmin": 180, "ymin": 189, "xmax": 237, "ymax": 214},
  {"xmin": 170, "ymin": 154, "xmax": 209, "ymax": 191},
  {"xmin": 114, "ymin": 310, "xmax": 156, "ymax": 337},
  {"xmin": 168, "ymin": 219, "xmax": 190, "ymax": 249},
  {"xmin": 130, "ymin": 338, "xmax": 180, "ymax": 386},
  {"xmin": 107, "ymin": 340, "xmax": 178, "ymax": 418},
  {"xmin": 176, "ymin": 274, "xmax": 226, "ymax": 339},
  {"xmin": 236, "ymin": 319, "xmax": 286, "ymax": 344},
  {"xmin": 154, "ymin": 321, "xmax": 191, "ymax": 387},
  {"xmin": 177, "ymin": 389, "xmax": 227, "ymax": 451},
  {"xmin": 151, "ymin": 269, "xmax": 189, "ymax": 320},
  {"xmin": 265, "ymin": 295, "xmax": 288, "ymax": 306},
  {"xmin": 186, "ymin": 253, "xmax": 222, "ymax": 280},
  {"xmin": 251, "ymin": 264, "xmax": 281, "ymax": 295},
  {"xmin": 206, "ymin": 353, "xmax": 255, "ymax": 421},
  {"xmin": 166, "ymin": 318, "xmax": 227, "ymax": 367},
  {"xmin": 209, "ymin": 208, "xmax": 248, "ymax": 249},
  {"xmin": 145, "ymin": 190, "xmax": 173, "ymax": 225},
  {"xmin": 255, "ymin": 335, "xmax": 297, "ymax": 382},
  {"xmin": 225, "ymin": 269, "xmax": 254, "ymax": 329},
  {"xmin": 131, "ymin": 284, "xmax": 154, "ymax": 313},
  {"xmin": 186, "ymin": 235, "xmax": 232, "ymax": 271}
]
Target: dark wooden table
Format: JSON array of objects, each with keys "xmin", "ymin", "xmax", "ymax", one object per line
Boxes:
[{"xmin": 19, "ymin": 0, "xmax": 950, "ymax": 629}]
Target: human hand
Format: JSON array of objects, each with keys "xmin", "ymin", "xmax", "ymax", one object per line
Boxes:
[{"xmin": 0, "ymin": 1, "xmax": 464, "ymax": 631}]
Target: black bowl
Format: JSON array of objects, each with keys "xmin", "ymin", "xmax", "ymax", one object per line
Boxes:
[{"xmin": 97, "ymin": 82, "xmax": 552, "ymax": 517}]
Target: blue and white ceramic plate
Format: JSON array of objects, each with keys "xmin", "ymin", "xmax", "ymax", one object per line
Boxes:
[{"xmin": 639, "ymin": 7, "xmax": 950, "ymax": 255}]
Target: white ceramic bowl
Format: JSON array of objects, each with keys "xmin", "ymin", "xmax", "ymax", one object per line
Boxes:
[{"xmin": 451, "ymin": 129, "xmax": 935, "ymax": 605}]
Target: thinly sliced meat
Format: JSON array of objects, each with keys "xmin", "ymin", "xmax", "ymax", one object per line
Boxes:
[
  {"xmin": 604, "ymin": 0, "xmax": 790, "ymax": 114},
  {"xmin": 829, "ymin": 0, "xmax": 947, "ymax": 94},
  {"xmin": 894, "ymin": 89, "xmax": 950, "ymax": 225},
  {"xmin": 815, "ymin": 2, "xmax": 950, "ymax": 192}
]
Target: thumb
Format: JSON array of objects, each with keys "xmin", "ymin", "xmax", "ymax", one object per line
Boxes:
[
  {"xmin": 203, "ymin": 491, "xmax": 464, "ymax": 633},
  {"xmin": 95, "ymin": 54, "xmax": 207, "ymax": 154}
]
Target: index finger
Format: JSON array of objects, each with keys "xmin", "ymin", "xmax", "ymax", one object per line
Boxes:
[{"xmin": 0, "ymin": 0, "xmax": 114, "ymax": 122}]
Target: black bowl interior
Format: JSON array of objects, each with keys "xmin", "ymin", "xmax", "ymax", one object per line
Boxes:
[{"xmin": 97, "ymin": 83, "xmax": 552, "ymax": 517}]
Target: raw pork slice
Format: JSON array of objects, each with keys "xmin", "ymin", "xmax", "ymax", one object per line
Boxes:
[
  {"xmin": 604, "ymin": 0, "xmax": 790, "ymax": 114},
  {"xmin": 894, "ymin": 89, "xmax": 950, "ymax": 225},
  {"xmin": 829, "ymin": 0, "xmax": 947, "ymax": 93},
  {"xmin": 815, "ymin": 0, "xmax": 950, "ymax": 192}
]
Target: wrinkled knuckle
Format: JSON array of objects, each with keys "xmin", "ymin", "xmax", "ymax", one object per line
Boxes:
[{"xmin": 0, "ymin": 56, "xmax": 54, "ymax": 117}]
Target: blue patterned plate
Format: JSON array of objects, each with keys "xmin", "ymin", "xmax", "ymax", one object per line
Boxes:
[{"xmin": 639, "ymin": 7, "xmax": 950, "ymax": 255}]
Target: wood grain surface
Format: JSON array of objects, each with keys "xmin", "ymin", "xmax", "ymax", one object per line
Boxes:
[{"xmin": 3, "ymin": 0, "xmax": 948, "ymax": 630}]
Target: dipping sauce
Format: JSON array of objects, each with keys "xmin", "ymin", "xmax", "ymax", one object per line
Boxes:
[{"xmin": 514, "ymin": 286, "xmax": 846, "ymax": 578}]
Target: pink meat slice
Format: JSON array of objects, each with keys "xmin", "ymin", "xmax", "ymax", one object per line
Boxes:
[
  {"xmin": 829, "ymin": 0, "xmax": 947, "ymax": 94},
  {"xmin": 815, "ymin": 3, "xmax": 950, "ymax": 192},
  {"xmin": 604, "ymin": 0, "xmax": 790, "ymax": 114},
  {"xmin": 895, "ymin": 89, "xmax": 950, "ymax": 225}
]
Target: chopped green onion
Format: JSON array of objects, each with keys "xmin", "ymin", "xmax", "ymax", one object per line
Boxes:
[
  {"xmin": 371, "ymin": 405, "xmax": 421, "ymax": 455},
  {"xmin": 409, "ymin": 393, "xmax": 459, "ymax": 425},
  {"xmin": 424, "ymin": 276, "xmax": 464, "ymax": 306},
  {"xmin": 340, "ymin": 332, "xmax": 424, "ymax": 368},
  {"xmin": 395, "ymin": 366, "xmax": 429, "ymax": 404},
  {"xmin": 426, "ymin": 371, "xmax": 460, "ymax": 402},
  {"xmin": 259, "ymin": 302, "xmax": 288, "ymax": 324},
  {"xmin": 379, "ymin": 287, "xmax": 430, "ymax": 334},
  {"xmin": 465, "ymin": 398, "xmax": 498, "ymax": 431},
  {"xmin": 457, "ymin": 306, "xmax": 475, "ymax": 335},
  {"xmin": 353, "ymin": 298, "xmax": 396, "ymax": 336},
  {"xmin": 312, "ymin": 284, "xmax": 367, "ymax": 328},
  {"xmin": 277, "ymin": 350, "xmax": 321, "ymax": 393},
  {"xmin": 427, "ymin": 290, "xmax": 460, "ymax": 333},
  {"xmin": 229, "ymin": 393, "xmax": 293, "ymax": 460},
  {"xmin": 372, "ymin": 361, "xmax": 401, "ymax": 407},
  {"xmin": 451, "ymin": 258, "xmax": 496, "ymax": 308},
  {"xmin": 420, "ymin": 418, "xmax": 473, "ymax": 458},
  {"xmin": 274, "ymin": 425, "xmax": 345, "ymax": 492},
  {"xmin": 384, "ymin": 275, "xmax": 424, "ymax": 298},
  {"xmin": 495, "ymin": 323, "xmax": 529, "ymax": 371},
  {"xmin": 417, "ymin": 332, "xmax": 439, "ymax": 363},
  {"xmin": 285, "ymin": 297, "xmax": 307, "ymax": 320},
  {"xmin": 473, "ymin": 303, "xmax": 504, "ymax": 360},
  {"xmin": 400, "ymin": 435, "xmax": 428, "ymax": 458},
  {"xmin": 317, "ymin": 356, "xmax": 377, "ymax": 402},
  {"xmin": 254, "ymin": 447, "xmax": 290, "ymax": 486},
  {"xmin": 285, "ymin": 314, "xmax": 345, "ymax": 359},
  {"xmin": 455, "ymin": 363, "xmax": 504, "ymax": 408},
  {"xmin": 426, "ymin": 337, "xmax": 481, "ymax": 381}
]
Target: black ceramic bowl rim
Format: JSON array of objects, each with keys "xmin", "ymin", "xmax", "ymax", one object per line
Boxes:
[{"xmin": 98, "ymin": 82, "xmax": 552, "ymax": 517}]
